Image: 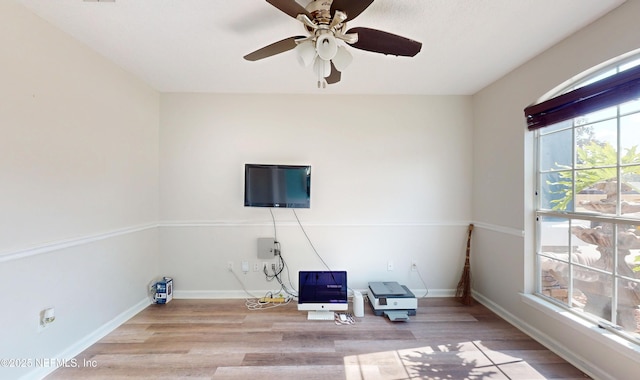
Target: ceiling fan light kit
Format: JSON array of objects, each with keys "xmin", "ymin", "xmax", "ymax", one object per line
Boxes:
[
  {"xmin": 332, "ymin": 46, "xmax": 352, "ymax": 71},
  {"xmin": 316, "ymin": 33, "xmax": 338, "ymax": 61},
  {"xmin": 295, "ymin": 40, "xmax": 317, "ymax": 67},
  {"xmin": 244, "ymin": 0, "xmax": 422, "ymax": 88}
]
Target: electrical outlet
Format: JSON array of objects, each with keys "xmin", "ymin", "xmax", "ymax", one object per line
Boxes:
[
  {"xmin": 411, "ymin": 261, "xmax": 418, "ymax": 271},
  {"xmin": 241, "ymin": 261, "xmax": 249, "ymax": 273},
  {"xmin": 253, "ymin": 262, "xmax": 260, "ymax": 272},
  {"xmin": 38, "ymin": 307, "xmax": 55, "ymax": 332},
  {"xmin": 227, "ymin": 261, "xmax": 233, "ymax": 271},
  {"xmin": 387, "ymin": 261, "xmax": 393, "ymax": 271}
]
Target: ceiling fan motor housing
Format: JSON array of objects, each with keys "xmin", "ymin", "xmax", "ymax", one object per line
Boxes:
[{"xmin": 307, "ymin": 0, "xmax": 333, "ymax": 25}]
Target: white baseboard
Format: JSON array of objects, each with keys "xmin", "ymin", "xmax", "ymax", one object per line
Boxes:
[
  {"xmin": 174, "ymin": 290, "xmax": 254, "ymax": 299},
  {"xmin": 22, "ymin": 298, "xmax": 151, "ymax": 380},
  {"xmin": 472, "ymin": 291, "xmax": 609, "ymax": 380},
  {"xmin": 413, "ymin": 288, "xmax": 455, "ymax": 298}
]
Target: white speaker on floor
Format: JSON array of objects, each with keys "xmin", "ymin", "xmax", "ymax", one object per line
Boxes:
[{"xmin": 353, "ymin": 290, "xmax": 364, "ymax": 317}]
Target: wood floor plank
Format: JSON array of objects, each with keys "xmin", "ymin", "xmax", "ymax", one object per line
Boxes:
[
  {"xmin": 44, "ymin": 297, "xmax": 590, "ymax": 380},
  {"xmin": 410, "ymin": 312, "xmax": 479, "ymax": 322},
  {"xmin": 212, "ymin": 365, "xmax": 346, "ymax": 380},
  {"xmin": 242, "ymin": 352, "xmax": 347, "ymax": 366},
  {"xmin": 188, "ymin": 339, "xmax": 336, "ymax": 355},
  {"xmin": 145, "ymin": 331, "xmax": 283, "ymax": 344}
]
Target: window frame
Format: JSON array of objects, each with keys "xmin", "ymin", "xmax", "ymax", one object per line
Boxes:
[{"xmin": 532, "ymin": 54, "xmax": 640, "ymax": 345}]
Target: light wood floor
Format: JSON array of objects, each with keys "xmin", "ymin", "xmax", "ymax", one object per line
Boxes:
[{"xmin": 45, "ymin": 297, "xmax": 589, "ymax": 380}]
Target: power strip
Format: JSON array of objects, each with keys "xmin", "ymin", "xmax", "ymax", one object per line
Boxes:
[{"xmin": 259, "ymin": 297, "xmax": 286, "ymax": 303}]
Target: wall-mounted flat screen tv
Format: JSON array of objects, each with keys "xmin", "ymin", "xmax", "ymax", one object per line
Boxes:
[{"xmin": 244, "ymin": 164, "xmax": 311, "ymax": 208}]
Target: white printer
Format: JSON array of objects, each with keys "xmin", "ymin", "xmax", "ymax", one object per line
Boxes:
[{"xmin": 367, "ymin": 281, "xmax": 417, "ymax": 321}]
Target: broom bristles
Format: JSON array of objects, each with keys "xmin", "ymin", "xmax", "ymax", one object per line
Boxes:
[
  {"xmin": 455, "ymin": 263, "xmax": 472, "ymax": 305},
  {"xmin": 455, "ymin": 224, "xmax": 474, "ymax": 305}
]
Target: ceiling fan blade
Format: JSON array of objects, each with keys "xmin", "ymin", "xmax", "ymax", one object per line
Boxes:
[
  {"xmin": 325, "ymin": 61, "xmax": 341, "ymax": 85},
  {"xmin": 330, "ymin": 0, "xmax": 374, "ymax": 22},
  {"xmin": 266, "ymin": 0, "xmax": 312, "ymax": 19},
  {"xmin": 244, "ymin": 36, "xmax": 306, "ymax": 61},
  {"xmin": 346, "ymin": 27, "xmax": 422, "ymax": 57}
]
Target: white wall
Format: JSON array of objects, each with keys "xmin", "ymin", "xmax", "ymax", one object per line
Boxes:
[
  {"xmin": 472, "ymin": 0, "xmax": 640, "ymax": 378},
  {"xmin": 0, "ymin": 2, "xmax": 160, "ymax": 379},
  {"xmin": 159, "ymin": 93, "xmax": 473, "ymax": 295}
]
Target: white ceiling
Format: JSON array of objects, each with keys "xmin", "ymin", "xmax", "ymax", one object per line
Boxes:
[{"xmin": 15, "ymin": 0, "xmax": 625, "ymax": 95}]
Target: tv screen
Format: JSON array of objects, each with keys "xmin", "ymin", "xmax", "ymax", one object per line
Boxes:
[
  {"xmin": 297, "ymin": 271, "xmax": 348, "ymax": 312},
  {"xmin": 244, "ymin": 164, "xmax": 311, "ymax": 208}
]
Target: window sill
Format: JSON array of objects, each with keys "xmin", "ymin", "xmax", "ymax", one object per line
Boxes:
[{"xmin": 520, "ymin": 293, "xmax": 640, "ymax": 362}]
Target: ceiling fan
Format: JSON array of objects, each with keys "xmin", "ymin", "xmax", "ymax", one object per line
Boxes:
[{"xmin": 243, "ymin": 0, "xmax": 422, "ymax": 88}]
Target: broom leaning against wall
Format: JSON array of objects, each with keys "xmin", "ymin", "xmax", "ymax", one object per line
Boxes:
[{"xmin": 455, "ymin": 224, "xmax": 474, "ymax": 305}]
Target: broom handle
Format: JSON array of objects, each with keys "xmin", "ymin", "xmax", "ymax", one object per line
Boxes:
[{"xmin": 465, "ymin": 224, "xmax": 474, "ymax": 260}]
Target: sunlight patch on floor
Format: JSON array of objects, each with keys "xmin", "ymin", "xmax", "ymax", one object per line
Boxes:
[{"xmin": 343, "ymin": 340, "xmax": 553, "ymax": 380}]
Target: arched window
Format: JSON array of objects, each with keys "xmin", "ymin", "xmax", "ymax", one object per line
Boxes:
[{"xmin": 528, "ymin": 53, "xmax": 640, "ymax": 343}]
